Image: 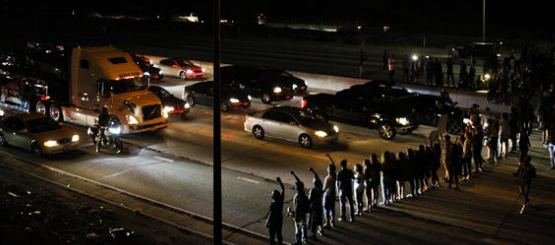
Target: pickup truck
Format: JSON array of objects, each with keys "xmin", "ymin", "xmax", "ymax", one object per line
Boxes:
[{"xmin": 302, "ymin": 86, "xmax": 419, "ymax": 140}]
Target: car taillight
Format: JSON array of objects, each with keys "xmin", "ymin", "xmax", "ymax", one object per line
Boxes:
[{"xmin": 301, "ymin": 99, "xmax": 307, "ymax": 108}]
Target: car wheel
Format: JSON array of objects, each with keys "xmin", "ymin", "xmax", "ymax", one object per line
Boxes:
[
  {"xmin": 378, "ymin": 123, "xmax": 396, "ymax": 140},
  {"xmin": 261, "ymin": 92, "xmax": 272, "ymax": 104},
  {"xmin": 253, "ymin": 126, "xmax": 265, "ymax": 140},
  {"xmin": 186, "ymin": 96, "xmax": 196, "ymax": 106},
  {"xmin": 220, "ymin": 102, "xmax": 229, "ymax": 112},
  {"xmin": 447, "ymin": 120, "xmax": 461, "ymax": 135},
  {"xmin": 299, "ymin": 134, "xmax": 313, "ymax": 148},
  {"xmin": 36, "ymin": 101, "xmax": 48, "ymax": 115},
  {"xmin": 49, "ymin": 104, "xmax": 63, "ymax": 122},
  {"xmin": 179, "ymin": 71, "xmax": 187, "ymax": 80},
  {"xmin": 31, "ymin": 142, "xmax": 43, "ymax": 156},
  {"xmin": 0, "ymin": 134, "xmax": 7, "ymax": 146},
  {"xmin": 313, "ymin": 111, "xmax": 327, "ymax": 122}
]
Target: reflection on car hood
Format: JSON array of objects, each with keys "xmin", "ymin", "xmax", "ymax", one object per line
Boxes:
[
  {"xmin": 30, "ymin": 127, "xmax": 76, "ymax": 143},
  {"xmin": 304, "ymin": 121, "xmax": 335, "ymax": 132}
]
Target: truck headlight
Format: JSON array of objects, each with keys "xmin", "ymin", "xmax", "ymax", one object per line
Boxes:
[
  {"xmin": 273, "ymin": 87, "xmax": 282, "ymax": 93},
  {"xmin": 333, "ymin": 125, "xmax": 339, "ymax": 133},
  {"xmin": 315, "ymin": 131, "xmax": 328, "ymax": 138},
  {"xmin": 71, "ymin": 134, "xmax": 80, "ymax": 142},
  {"xmin": 396, "ymin": 117, "xmax": 409, "ymax": 126},
  {"xmin": 229, "ymin": 98, "xmax": 240, "ymax": 103},
  {"xmin": 44, "ymin": 140, "xmax": 58, "ymax": 147},
  {"xmin": 126, "ymin": 115, "xmax": 139, "ymax": 125}
]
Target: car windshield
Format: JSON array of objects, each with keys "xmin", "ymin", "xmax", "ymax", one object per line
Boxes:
[
  {"xmin": 26, "ymin": 117, "xmax": 61, "ymax": 133},
  {"xmin": 292, "ymin": 109, "xmax": 318, "ymax": 125},
  {"xmin": 176, "ymin": 59, "xmax": 193, "ymax": 66},
  {"xmin": 110, "ymin": 76, "xmax": 148, "ymax": 94}
]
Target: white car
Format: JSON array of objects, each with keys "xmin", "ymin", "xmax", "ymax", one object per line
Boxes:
[
  {"xmin": 156, "ymin": 58, "xmax": 204, "ymax": 80},
  {"xmin": 244, "ymin": 106, "xmax": 338, "ymax": 148}
]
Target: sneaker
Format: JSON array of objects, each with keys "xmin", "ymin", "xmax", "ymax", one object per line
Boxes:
[
  {"xmin": 520, "ymin": 204, "xmax": 527, "ymax": 215},
  {"xmin": 338, "ymin": 217, "xmax": 345, "ymax": 222}
]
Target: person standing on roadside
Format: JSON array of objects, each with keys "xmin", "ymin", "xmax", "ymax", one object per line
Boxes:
[
  {"xmin": 426, "ymin": 56, "xmax": 435, "ymax": 86},
  {"xmin": 388, "ymin": 54, "xmax": 396, "ymax": 83},
  {"xmin": 519, "ymin": 125, "xmax": 531, "ymax": 161},
  {"xmin": 366, "ymin": 154, "xmax": 381, "ymax": 209},
  {"xmin": 266, "ymin": 177, "xmax": 285, "ymax": 245},
  {"xmin": 307, "ymin": 167, "xmax": 324, "ymax": 240},
  {"xmin": 323, "ymin": 154, "xmax": 337, "ymax": 227},
  {"xmin": 443, "ymin": 135, "xmax": 460, "ymax": 190},
  {"xmin": 353, "ymin": 163, "xmax": 365, "ymax": 216},
  {"xmin": 336, "ymin": 159, "xmax": 355, "ymax": 222},
  {"xmin": 459, "ymin": 60, "xmax": 467, "ymax": 89},
  {"xmin": 499, "ymin": 113, "xmax": 511, "ymax": 159},
  {"xmin": 446, "ymin": 56, "xmax": 455, "ymax": 87},
  {"xmin": 514, "ymin": 156, "xmax": 536, "ymax": 215},
  {"xmin": 290, "ymin": 171, "xmax": 310, "ymax": 245},
  {"xmin": 382, "ymin": 50, "xmax": 389, "ymax": 71},
  {"xmin": 469, "ymin": 60, "xmax": 477, "ymax": 90},
  {"xmin": 434, "ymin": 58, "xmax": 443, "ymax": 87},
  {"xmin": 402, "ymin": 54, "xmax": 410, "ymax": 83}
]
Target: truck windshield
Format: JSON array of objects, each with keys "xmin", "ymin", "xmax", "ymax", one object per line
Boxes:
[{"xmin": 110, "ymin": 76, "xmax": 148, "ymax": 94}]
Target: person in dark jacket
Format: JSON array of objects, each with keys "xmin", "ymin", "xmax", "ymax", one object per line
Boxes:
[
  {"xmin": 406, "ymin": 148, "xmax": 418, "ymax": 198},
  {"xmin": 431, "ymin": 143, "xmax": 442, "ymax": 187},
  {"xmin": 336, "ymin": 159, "xmax": 355, "ymax": 222},
  {"xmin": 443, "ymin": 135, "xmax": 460, "ymax": 190},
  {"xmin": 519, "ymin": 125, "xmax": 531, "ymax": 161},
  {"xmin": 366, "ymin": 154, "xmax": 381, "ymax": 210},
  {"xmin": 96, "ymin": 107, "xmax": 111, "ymax": 153},
  {"xmin": 291, "ymin": 171, "xmax": 310, "ymax": 245},
  {"xmin": 307, "ymin": 167, "xmax": 324, "ymax": 239},
  {"xmin": 514, "ymin": 156, "xmax": 536, "ymax": 215},
  {"xmin": 266, "ymin": 177, "xmax": 285, "ymax": 245}
]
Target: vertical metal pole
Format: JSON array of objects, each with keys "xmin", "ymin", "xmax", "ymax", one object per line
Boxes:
[
  {"xmin": 213, "ymin": 0, "xmax": 222, "ymax": 244},
  {"xmin": 483, "ymin": 0, "xmax": 486, "ymax": 42}
]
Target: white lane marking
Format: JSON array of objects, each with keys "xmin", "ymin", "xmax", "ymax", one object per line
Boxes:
[
  {"xmin": 237, "ymin": 177, "xmax": 260, "ymax": 184},
  {"xmin": 154, "ymin": 156, "xmax": 175, "ymax": 163}
]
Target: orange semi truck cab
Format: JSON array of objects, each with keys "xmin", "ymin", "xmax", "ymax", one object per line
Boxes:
[{"xmin": 57, "ymin": 46, "xmax": 168, "ymax": 133}]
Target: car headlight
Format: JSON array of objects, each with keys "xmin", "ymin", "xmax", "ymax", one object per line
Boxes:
[
  {"xmin": 44, "ymin": 140, "xmax": 58, "ymax": 148},
  {"xmin": 108, "ymin": 126, "xmax": 121, "ymax": 135},
  {"xmin": 247, "ymin": 95, "xmax": 252, "ymax": 101},
  {"xmin": 229, "ymin": 98, "xmax": 240, "ymax": 103},
  {"xmin": 144, "ymin": 71, "xmax": 151, "ymax": 76},
  {"xmin": 315, "ymin": 131, "xmax": 328, "ymax": 138},
  {"xmin": 273, "ymin": 87, "xmax": 282, "ymax": 93},
  {"xmin": 292, "ymin": 84, "xmax": 298, "ymax": 90},
  {"xmin": 202, "ymin": 68, "xmax": 206, "ymax": 72},
  {"xmin": 159, "ymin": 70, "xmax": 163, "ymax": 75},
  {"xmin": 186, "ymin": 69, "xmax": 193, "ymax": 74},
  {"xmin": 333, "ymin": 125, "xmax": 339, "ymax": 133},
  {"xmin": 162, "ymin": 106, "xmax": 174, "ymax": 118},
  {"xmin": 126, "ymin": 115, "xmax": 139, "ymax": 125},
  {"xmin": 184, "ymin": 102, "xmax": 190, "ymax": 109},
  {"xmin": 71, "ymin": 134, "xmax": 79, "ymax": 142},
  {"xmin": 396, "ymin": 117, "xmax": 409, "ymax": 126}
]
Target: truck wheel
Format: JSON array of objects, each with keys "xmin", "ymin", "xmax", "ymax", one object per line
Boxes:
[
  {"xmin": 378, "ymin": 123, "xmax": 396, "ymax": 140},
  {"xmin": 261, "ymin": 93, "xmax": 272, "ymax": 104},
  {"xmin": 299, "ymin": 134, "xmax": 313, "ymax": 148},
  {"xmin": 36, "ymin": 101, "xmax": 48, "ymax": 115},
  {"xmin": 49, "ymin": 104, "xmax": 63, "ymax": 122},
  {"xmin": 253, "ymin": 126, "xmax": 265, "ymax": 140}
]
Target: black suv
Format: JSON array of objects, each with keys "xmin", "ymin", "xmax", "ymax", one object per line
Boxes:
[{"xmin": 220, "ymin": 66, "xmax": 305, "ymax": 104}]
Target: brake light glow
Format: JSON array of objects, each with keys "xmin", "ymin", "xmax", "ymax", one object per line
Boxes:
[{"xmin": 302, "ymin": 99, "xmax": 307, "ymax": 108}]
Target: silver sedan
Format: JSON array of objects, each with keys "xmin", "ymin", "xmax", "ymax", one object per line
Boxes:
[{"xmin": 244, "ymin": 106, "xmax": 338, "ymax": 148}]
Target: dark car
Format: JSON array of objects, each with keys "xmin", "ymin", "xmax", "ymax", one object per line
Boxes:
[
  {"xmin": 346, "ymin": 80, "xmax": 412, "ymax": 102},
  {"xmin": 148, "ymin": 85, "xmax": 190, "ymax": 119},
  {"xmin": 390, "ymin": 94, "xmax": 466, "ymax": 135},
  {"xmin": 455, "ymin": 42, "xmax": 500, "ymax": 59},
  {"xmin": 183, "ymin": 81, "xmax": 251, "ymax": 112},
  {"xmin": 220, "ymin": 66, "xmax": 300, "ymax": 104},
  {"xmin": 129, "ymin": 53, "xmax": 164, "ymax": 80},
  {"xmin": 303, "ymin": 89, "xmax": 418, "ymax": 140}
]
